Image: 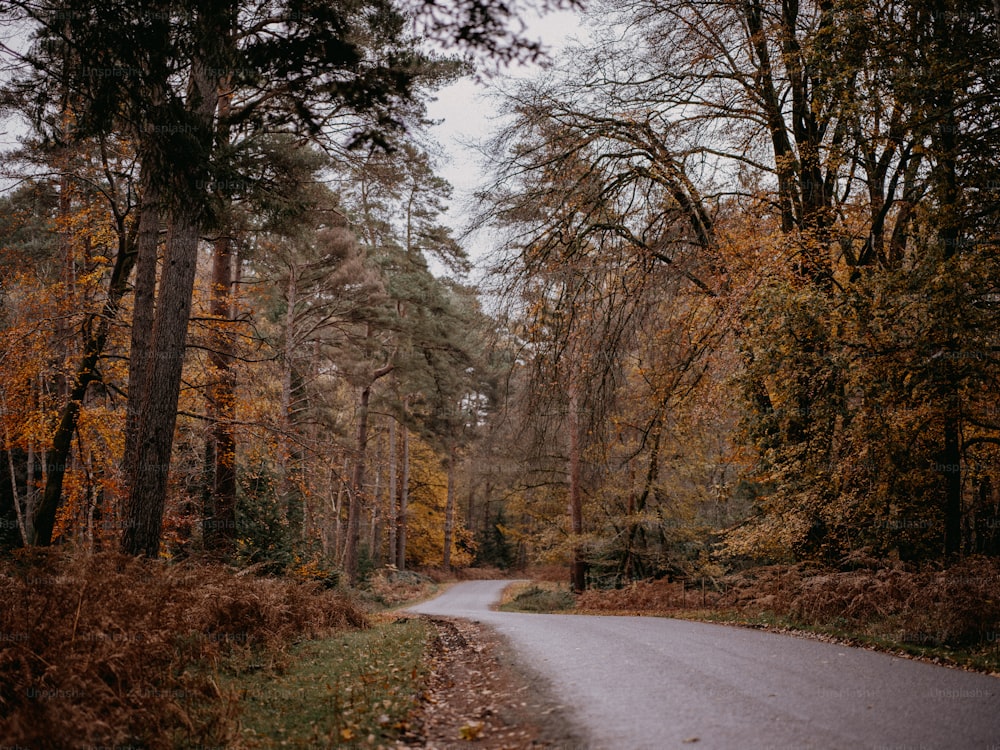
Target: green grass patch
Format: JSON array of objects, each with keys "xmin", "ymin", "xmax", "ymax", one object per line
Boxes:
[
  {"xmin": 500, "ymin": 582, "xmax": 576, "ymax": 613},
  {"xmin": 234, "ymin": 617, "xmax": 432, "ymax": 748}
]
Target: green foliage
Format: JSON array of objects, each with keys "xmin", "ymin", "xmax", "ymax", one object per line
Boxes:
[
  {"xmin": 236, "ymin": 468, "xmax": 294, "ymax": 575},
  {"xmin": 356, "ymin": 542, "xmax": 377, "ymax": 585},
  {"xmin": 585, "ymin": 522, "xmax": 707, "ymax": 589},
  {"xmin": 474, "ymin": 509, "xmax": 516, "ymax": 569},
  {"xmin": 290, "ymin": 551, "xmax": 342, "ymax": 589},
  {"xmin": 0, "ymin": 181, "xmax": 60, "ymax": 273},
  {"xmin": 734, "ymin": 277, "xmax": 846, "ymax": 561}
]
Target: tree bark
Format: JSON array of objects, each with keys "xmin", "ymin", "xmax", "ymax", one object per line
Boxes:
[
  {"xmin": 120, "ymin": 8, "xmax": 223, "ymax": 556},
  {"xmin": 387, "ymin": 417, "xmax": 398, "ymax": 565},
  {"xmin": 345, "ymin": 363, "xmax": 392, "ymax": 583},
  {"xmin": 443, "ymin": 444, "xmax": 457, "ymax": 570},
  {"xmin": 942, "ymin": 409, "xmax": 963, "ymax": 556},
  {"xmin": 121, "ymin": 212, "xmax": 203, "ymax": 556},
  {"xmin": 370, "ymin": 430, "xmax": 383, "ymax": 566},
  {"xmin": 121, "ymin": 168, "xmax": 161, "ymax": 521},
  {"xmin": 203, "ymin": 85, "xmax": 237, "ymax": 554},
  {"xmin": 568, "ymin": 383, "xmax": 586, "ymax": 593},
  {"xmin": 279, "ymin": 262, "xmax": 307, "ymax": 539},
  {"xmin": 204, "ymin": 229, "xmax": 237, "ymax": 552},
  {"xmin": 930, "ymin": 2, "xmax": 964, "ymax": 558},
  {"xmin": 334, "ymin": 457, "xmax": 349, "ymax": 562},
  {"xmin": 345, "ymin": 384, "xmax": 371, "ymax": 583},
  {"xmin": 396, "ymin": 423, "xmax": 410, "ymax": 570}
]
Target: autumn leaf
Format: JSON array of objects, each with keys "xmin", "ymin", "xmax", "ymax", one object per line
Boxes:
[{"xmin": 458, "ymin": 721, "xmax": 484, "ymax": 740}]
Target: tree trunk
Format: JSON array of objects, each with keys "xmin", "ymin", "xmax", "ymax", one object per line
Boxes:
[
  {"xmin": 942, "ymin": 411, "xmax": 962, "ymax": 556},
  {"xmin": 3, "ymin": 439, "xmax": 29, "ymax": 546},
  {"xmin": 334, "ymin": 457, "xmax": 349, "ymax": 562},
  {"xmin": 120, "ymin": 17, "xmax": 222, "ymax": 556},
  {"xmin": 568, "ymin": 384, "xmax": 586, "ymax": 593},
  {"xmin": 121, "ymin": 169, "xmax": 161, "ymax": 532},
  {"xmin": 204, "ymin": 228, "xmax": 237, "ymax": 552},
  {"xmin": 931, "ymin": 9, "xmax": 963, "ymax": 557},
  {"xmin": 396, "ymin": 424, "xmax": 410, "ymax": 570},
  {"xmin": 56, "ymin": 171, "xmax": 73, "ymax": 402},
  {"xmin": 387, "ymin": 418, "xmax": 398, "ymax": 566},
  {"xmin": 443, "ymin": 444, "xmax": 457, "ymax": 570},
  {"xmin": 204, "ymin": 87, "xmax": 237, "ymax": 554},
  {"xmin": 345, "ymin": 384, "xmax": 372, "ymax": 583},
  {"xmin": 279, "ymin": 261, "xmax": 296, "ymax": 511},
  {"xmin": 121, "ymin": 212, "xmax": 203, "ymax": 556},
  {"xmin": 279, "ymin": 264, "xmax": 307, "ymax": 540},
  {"xmin": 370, "ymin": 430, "xmax": 382, "ymax": 566},
  {"xmin": 345, "ymin": 360, "xmax": 393, "ymax": 582},
  {"xmin": 623, "ymin": 422, "xmax": 662, "ymax": 582}
]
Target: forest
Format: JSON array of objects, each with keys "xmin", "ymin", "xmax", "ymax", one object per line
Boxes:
[
  {"xmin": 2, "ymin": 0, "xmax": 1000, "ymax": 746},
  {"xmin": 1, "ymin": 0, "xmax": 1000, "ymax": 587}
]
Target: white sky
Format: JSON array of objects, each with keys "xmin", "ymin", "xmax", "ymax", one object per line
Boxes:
[{"xmin": 424, "ymin": 7, "xmax": 587, "ymax": 269}]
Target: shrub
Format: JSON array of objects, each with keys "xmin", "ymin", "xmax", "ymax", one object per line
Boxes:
[
  {"xmin": 0, "ymin": 549, "xmax": 367, "ymax": 749},
  {"xmin": 505, "ymin": 584, "xmax": 576, "ymax": 612}
]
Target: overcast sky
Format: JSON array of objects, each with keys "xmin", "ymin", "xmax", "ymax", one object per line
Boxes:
[{"xmin": 424, "ymin": 7, "xmax": 587, "ymax": 269}]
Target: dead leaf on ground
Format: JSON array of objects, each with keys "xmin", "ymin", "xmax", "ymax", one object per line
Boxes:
[{"xmin": 459, "ymin": 720, "xmax": 484, "ymax": 740}]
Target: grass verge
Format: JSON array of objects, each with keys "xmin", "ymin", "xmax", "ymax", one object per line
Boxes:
[
  {"xmin": 510, "ymin": 558, "xmax": 1000, "ymax": 675},
  {"xmin": 675, "ymin": 608, "xmax": 1000, "ymax": 675},
  {"xmin": 233, "ymin": 616, "xmax": 431, "ymax": 748},
  {"xmin": 499, "ymin": 581, "xmax": 576, "ymax": 613}
]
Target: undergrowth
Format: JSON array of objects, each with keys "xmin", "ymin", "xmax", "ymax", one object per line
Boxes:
[
  {"xmin": 500, "ymin": 582, "xmax": 576, "ymax": 613},
  {"xmin": 357, "ymin": 568, "xmax": 438, "ymax": 611},
  {"xmin": 575, "ymin": 556, "xmax": 1000, "ymax": 673},
  {"xmin": 0, "ymin": 548, "xmax": 368, "ymax": 749}
]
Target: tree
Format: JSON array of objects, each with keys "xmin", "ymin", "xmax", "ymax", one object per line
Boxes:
[
  {"xmin": 3, "ymin": 0, "xmax": 471, "ymax": 555},
  {"xmin": 477, "ymin": 0, "xmax": 1000, "ymax": 569},
  {"xmin": 331, "ymin": 141, "xmax": 483, "ymax": 579},
  {"xmin": 477, "ymin": 95, "xmax": 732, "ymax": 585},
  {"xmin": 0, "ymin": 129, "xmax": 140, "ymax": 549}
]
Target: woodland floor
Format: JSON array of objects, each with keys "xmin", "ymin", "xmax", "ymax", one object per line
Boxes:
[{"xmin": 396, "ymin": 617, "xmax": 587, "ymax": 749}]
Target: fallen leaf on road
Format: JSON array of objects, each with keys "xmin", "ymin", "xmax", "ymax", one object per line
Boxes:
[{"xmin": 459, "ymin": 720, "xmax": 484, "ymax": 740}]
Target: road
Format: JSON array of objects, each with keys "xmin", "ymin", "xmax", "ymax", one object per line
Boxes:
[{"xmin": 406, "ymin": 580, "xmax": 1000, "ymax": 750}]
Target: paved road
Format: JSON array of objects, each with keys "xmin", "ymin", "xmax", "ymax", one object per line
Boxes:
[{"xmin": 406, "ymin": 580, "xmax": 1000, "ymax": 749}]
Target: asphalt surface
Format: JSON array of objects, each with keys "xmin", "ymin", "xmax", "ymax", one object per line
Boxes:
[{"xmin": 406, "ymin": 580, "xmax": 1000, "ymax": 750}]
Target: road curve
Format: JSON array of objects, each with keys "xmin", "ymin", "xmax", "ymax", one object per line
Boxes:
[{"xmin": 406, "ymin": 580, "xmax": 1000, "ymax": 750}]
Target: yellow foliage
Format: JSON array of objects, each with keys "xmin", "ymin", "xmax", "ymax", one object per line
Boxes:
[
  {"xmin": 405, "ymin": 435, "xmax": 475, "ymax": 568},
  {"xmin": 458, "ymin": 721, "xmax": 484, "ymax": 740},
  {"xmin": 723, "ymin": 512, "xmax": 810, "ymax": 561}
]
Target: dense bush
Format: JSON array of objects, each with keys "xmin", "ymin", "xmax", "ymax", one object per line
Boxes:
[
  {"xmin": 578, "ymin": 557, "xmax": 1000, "ymax": 653},
  {"xmin": 0, "ymin": 549, "xmax": 367, "ymax": 749}
]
